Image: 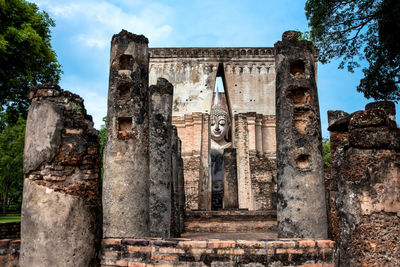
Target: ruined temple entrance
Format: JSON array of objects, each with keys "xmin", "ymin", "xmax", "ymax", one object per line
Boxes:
[
  {"xmin": 149, "ymin": 47, "xmax": 277, "ymax": 213},
  {"xmin": 148, "ymin": 47, "xmax": 278, "ymax": 236}
]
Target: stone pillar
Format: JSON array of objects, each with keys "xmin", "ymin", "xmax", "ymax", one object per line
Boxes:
[
  {"xmin": 103, "ymin": 30, "xmax": 150, "ymax": 237},
  {"xmin": 247, "ymin": 114, "xmax": 257, "ymax": 154},
  {"xmin": 255, "ymin": 114, "xmax": 263, "ymax": 155},
  {"xmin": 171, "ymin": 126, "xmax": 179, "ymax": 237},
  {"xmin": 199, "ymin": 113, "xmax": 211, "ymax": 210},
  {"xmin": 185, "ymin": 114, "xmax": 194, "ymax": 156},
  {"xmin": 177, "ymin": 138, "xmax": 186, "ymax": 234},
  {"xmin": 223, "ymin": 148, "xmax": 239, "ymax": 209},
  {"xmin": 274, "ymin": 31, "xmax": 328, "ymax": 238},
  {"xmin": 149, "ymin": 78, "xmax": 174, "ymax": 238},
  {"xmin": 326, "ymin": 110, "xmax": 350, "ymax": 241},
  {"xmin": 262, "ymin": 115, "xmax": 276, "ymax": 158},
  {"xmin": 328, "ymin": 102, "xmax": 400, "ymax": 266},
  {"xmin": 20, "ymin": 85, "xmax": 102, "ymax": 267},
  {"xmin": 235, "ymin": 114, "xmax": 253, "ymax": 210},
  {"xmin": 192, "ymin": 113, "xmax": 203, "ymax": 155},
  {"xmin": 170, "ymin": 126, "xmax": 185, "ymax": 236}
]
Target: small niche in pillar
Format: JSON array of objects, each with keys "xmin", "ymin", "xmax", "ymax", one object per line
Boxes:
[
  {"xmin": 285, "ymin": 86, "xmax": 311, "ymax": 107},
  {"xmin": 119, "ymin": 54, "xmax": 133, "ymax": 70},
  {"xmin": 290, "ymin": 60, "xmax": 305, "ymax": 76},
  {"xmin": 117, "ymin": 83, "xmax": 130, "ymax": 100},
  {"xmin": 296, "ymin": 154, "xmax": 312, "ymax": 170},
  {"xmin": 293, "ymin": 109, "xmax": 313, "ymax": 135},
  {"xmin": 118, "ymin": 117, "xmax": 133, "ymax": 139}
]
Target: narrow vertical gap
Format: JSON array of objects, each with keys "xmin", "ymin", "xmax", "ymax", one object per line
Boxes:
[{"xmin": 210, "ymin": 63, "xmax": 233, "ymax": 210}]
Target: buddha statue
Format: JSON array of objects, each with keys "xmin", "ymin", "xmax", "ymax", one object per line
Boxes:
[{"xmin": 210, "ymin": 86, "xmax": 231, "ymax": 209}]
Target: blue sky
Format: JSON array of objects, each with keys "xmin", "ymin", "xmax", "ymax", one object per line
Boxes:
[{"xmin": 34, "ymin": 0, "xmax": 399, "ymax": 137}]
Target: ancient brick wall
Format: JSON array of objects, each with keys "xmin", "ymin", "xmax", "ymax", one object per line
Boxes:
[
  {"xmin": 234, "ymin": 113, "xmax": 277, "ymax": 211},
  {"xmin": 184, "ymin": 210, "xmax": 277, "ymax": 233},
  {"xmin": 328, "ymin": 101, "xmax": 400, "ymax": 266},
  {"xmin": 182, "ymin": 156, "xmax": 201, "ymax": 210},
  {"xmin": 100, "ymin": 237, "xmax": 336, "ymax": 266},
  {"xmin": 0, "ymin": 239, "xmax": 19, "ymax": 267},
  {"xmin": 24, "ymin": 85, "xmax": 101, "ymax": 198},
  {"xmin": 0, "ymin": 237, "xmax": 337, "ymax": 266},
  {"xmin": 0, "ymin": 223, "xmax": 20, "ymax": 240},
  {"xmin": 249, "ymin": 155, "xmax": 277, "ymax": 210},
  {"xmin": 173, "ymin": 113, "xmax": 208, "ymax": 211}
]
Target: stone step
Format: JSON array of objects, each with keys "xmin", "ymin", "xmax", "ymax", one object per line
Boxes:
[{"xmin": 184, "ymin": 210, "xmax": 277, "ymax": 233}]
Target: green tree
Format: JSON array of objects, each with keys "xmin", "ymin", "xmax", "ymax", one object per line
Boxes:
[
  {"xmin": 0, "ymin": 0, "xmax": 62, "ymax": 117},
  {"xmin": 305, "ymin": 0, "xmax": 400, "ymax": 101},
  {"xmin": 0, "ymin": 116, "xmax": 25, "ymax": 214},
  {"xmin": 322, "ymin": 138, "xmax": 331, "ymax": 168}
]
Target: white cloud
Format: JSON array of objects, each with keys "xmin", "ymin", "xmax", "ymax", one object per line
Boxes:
[{"xmin": 37, "ymin": 0, "xmax": 173, "ymax": 50}]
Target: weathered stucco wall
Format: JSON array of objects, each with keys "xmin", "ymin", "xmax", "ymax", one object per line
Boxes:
[{"xmin": 149, "ymin": 47, "xmax": 276, "ymax": 117}]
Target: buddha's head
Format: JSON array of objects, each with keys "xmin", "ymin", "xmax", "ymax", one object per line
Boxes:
[{"xmin": 210, "ymin": 104, "xmax": 230, "ymax": 142}]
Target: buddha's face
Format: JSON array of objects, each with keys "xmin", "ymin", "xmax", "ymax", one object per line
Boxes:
[{"xmin": 211, "ymin": 116, "xmax": 228, "ymax": 141}]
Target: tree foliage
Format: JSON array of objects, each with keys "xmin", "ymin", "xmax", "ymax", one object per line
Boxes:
[
  {"xmin": 0, "ymin": 0, "xmax": 62, "ymax": 116},
  {"xmin": 322, "ymin": 137, "xmax": 331, "ymax": 168},
  {"xmin": 0, "ymin": 115, "xmax": 25, "ymax": 214},
  {"xmin": 305, "ymin": 0, "xmax": 400, "ymax": 101},
  {"xmin": 0, "ymin": 0, "xmax": 61, "ymax": 213}
]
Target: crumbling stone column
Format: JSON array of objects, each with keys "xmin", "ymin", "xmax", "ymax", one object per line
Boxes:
[
  {"xmin": 223, "ymin": 148, "xmax": 239, "ymax": 209},
  {"xmin": 274, "ymin": 31, "xmax": 328, "ymax": 238},
  {"xmin": 177, "ymin": 138, "xmax": 186, "ymax": 234},
  {"xmin": 170, "ymin": 126, "xmax": 185, "ymax": 237},
  {"xmin": 21, "ymin": 85, "xmax": 101, "ymax": 267},
  {"xmin": 247, "ymin": 114, "xmax": 257, "ymax": 153},
  {"xmin": 149, "ymin": 78, "xmax": 174, "ymax": 238},
  {"xmin": 255, "ymin": 115, "xmax": 263, "ymax": 155},
  {"xmin": 234, "ymin": 114, "xmax": 253, "ymax": 210},
  {"xmin": 171, "ymin": 126, "xmax": 179, "ymax": 237},
  {"xmin": 328, "ymin": 102, "xmax": 400, "ymax": 266},
  {"xmin": 262, "ymin": 115, "xmax": 276, "ymax": 158},
  {"xmin": 199, "ymin": 113, "xmax": 211, "ymax": 211},
  {"xmin": 103, "ymin": 30, "xmax": 150, "ymax": 237}
]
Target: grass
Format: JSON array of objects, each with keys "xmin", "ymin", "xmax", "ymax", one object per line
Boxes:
[{"xmin": 0, "ymin": 215, "xmax": 21, "ymax": 223}]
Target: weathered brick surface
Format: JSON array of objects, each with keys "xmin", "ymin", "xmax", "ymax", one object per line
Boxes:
[
  {"xmin": 25, "ymin": 84, "xmax": 101, "ymax": 199},
  {"xmin": 328, "ymin": 102, "xmax": 400, "ymax": 266},
  {"xmin": 99, "ymin": 237, "xmax": 337, "ymax": 266},
  {"xmin": 275, "ymin": 31, "xmax": 328, "ymax": 238},
  {"xmin": 21, "ymin": 84, "xmax": 102, "ymax": 267},
  {"xmin": 249, "ymin": 154, "xmax": 277, "ymax": 210},
  {"xmin": 103, "ymin": 30, "xmax": 151, "ymax": 238},
  {"xmin": 149, "ymin": 78, "xmax": 174, "ymax": 238},
  {"xmin": 182, "ymin": 156, "xmax": 201, "ymax": 210},
  {"xmin": 184, "ymin": 210, "xmax": 277, "ymax": 233},
  {"xmin": 0, "ymin": 222, "xmax": 20, "ymax": 239},
  {"xmin": 0, "ymin": 239, "xmax": 19, "ymax": 267}
]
